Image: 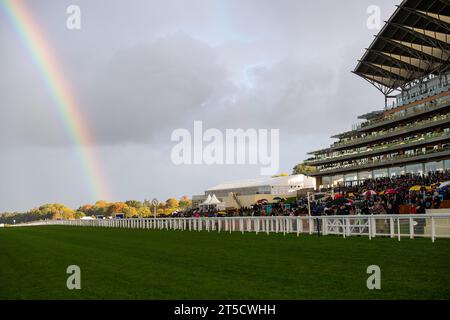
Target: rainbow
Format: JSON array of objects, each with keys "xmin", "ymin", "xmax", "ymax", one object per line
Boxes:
[{"xmin": 1, "ymin": 0, "xmax": 110, "ymax": 202}]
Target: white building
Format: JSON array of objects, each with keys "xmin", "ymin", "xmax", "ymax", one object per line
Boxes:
[{"xmin": 193, "ymin": 175, "xmax": 316, "ymax": 209}]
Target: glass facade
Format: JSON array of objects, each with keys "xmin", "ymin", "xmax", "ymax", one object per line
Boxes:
[
  {"xmin": 358, "ymin": 171, "xmax": 372, "ymax": 180},
  {"xmin": 389, "ymin": 166, "xmax": 406, "ymax": 177},
  {"xmin": 425, "ymin": 161, "xmax": 444, "ymax": 173},
  {"xmin": 445, "ymin": 159, "xmax": 450, "ymax": 171},
  {"xmin": 344, "ymin": 172, "xmax": 358, "ymax": 182},
  {"xmin": 406, "ymin": 163, "xmax": 424, "ymax": 175},
  {"xmin": 322, "ymin": 176, "xmax": 332, "ymax": 188},
  {"xmin": 331, "ymin": 175, "xmax": 344, "ymax": 187},
  {"xmin": 373, "ymin": 168, "xmax": 388, "ymax": 178}
]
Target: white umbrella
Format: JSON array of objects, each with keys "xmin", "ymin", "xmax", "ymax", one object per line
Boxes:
[
  {"xmin": 438, "ymin": 181, "xmax": 450, "ymax": 189},
  {"xmin": 363, "ymin": 190, "xmax": 378, "ymax": 196}
]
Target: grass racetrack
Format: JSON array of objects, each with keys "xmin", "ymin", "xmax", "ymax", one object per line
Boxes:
[{"xmin": 0, "ymin": 226, "xmax": 449, "ymax": 300}]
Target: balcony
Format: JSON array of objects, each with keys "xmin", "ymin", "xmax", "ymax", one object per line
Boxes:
[
  {"xmin": 358, "ymin": 93, "xmax": 450, "ymax": 132},
  {"xmin": 329, "ymin": 112, "xmax": 450, "ymax": 151},
  {"xmin": 307, "ymin": 129, "xmax": 450, "ymax": 166},
  {"xmin": 309, "ymin": 147, "xmax": 450, "ymax": 177}
]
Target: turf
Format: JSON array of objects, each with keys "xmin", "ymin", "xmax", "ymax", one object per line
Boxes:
[{"xmin": 0, "ymin": 226, "xmax": 449, "ymax": 300}]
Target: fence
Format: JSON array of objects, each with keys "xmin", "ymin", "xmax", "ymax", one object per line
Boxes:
[{"xmin": 15, "ymin": 214, "xmax": 450, "ymax": 242}]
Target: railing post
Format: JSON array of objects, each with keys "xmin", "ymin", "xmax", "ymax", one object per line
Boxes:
[
  {"xmin": 371, "ymin": 216, "xmax": 376, "ymax": 238},
  {"xmin": 431, "ymin": 216, "xmax": 436, "ymax": 243},
  {"xmin": 390, "ymin": 217, "xmax": 395, "ymax": 238},
  {"xmin": 342, "ymin": 218, "xmax": 346, "ymax": 239},
  {"xmin": 409, "ymin": 217, "xmax": 414, "ymax": 239},
  {"xmin": 397, "ymin": 217, "xmax": 401, "ymax": 242},
  {"xmin": 309, "ymin": 217, "xmax": 313, "ymax": 235}
]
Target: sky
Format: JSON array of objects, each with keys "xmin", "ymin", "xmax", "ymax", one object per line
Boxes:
[{"xmin": 0, "ymin": 0, "xmax": 397, "ymax": 212}]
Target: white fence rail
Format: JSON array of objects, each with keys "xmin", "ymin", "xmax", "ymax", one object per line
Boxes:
[{"xmin": 14, "ymin": 214, "xmax": 450, "ymax": 242}]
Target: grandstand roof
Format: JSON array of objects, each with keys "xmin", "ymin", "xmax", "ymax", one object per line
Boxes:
[
  {"xmin": 354, "ymin": 0, "xmax": 450, "ymax": 96},
  {"xmin": 206, "ymin": 175, "xmax": 313, "ymax": 191}
]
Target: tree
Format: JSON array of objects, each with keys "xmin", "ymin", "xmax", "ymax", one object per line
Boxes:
[
  {"xmin": 179, "ymin": 196, "xmax": 192, "ymax": 209},
  {"xmin": 92, "ymin": 200, "xmax": 111, "ymax": 216},
  {"xmin": 108, "ymin": 202, "xmax": 128, "ymax": 216},
  {"xmin": 137, "ymin": 206, "xmax": 151, "ymax": 217},
  {"xmin": 125, "ymin": 200, "xmax": 143, "ymax": 209},
  {"xmin": 78, "ymin": 204, "xmax": 93, "ymax": 216},
  {"xmin": 123, "ymin": 206, "xmax": 138, "ymax": 218},
  {"xmin": 165, "ymin": 198, "xmax": 179, "ymax": 209},
  {"xmin": 292, "ymin": 163, "xmax": 317, "ymax": 175}
]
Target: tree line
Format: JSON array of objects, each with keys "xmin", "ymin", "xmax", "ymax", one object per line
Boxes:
[{"xmin": 0, "ymin": 196, "xmax": 192, "ymax": 225}]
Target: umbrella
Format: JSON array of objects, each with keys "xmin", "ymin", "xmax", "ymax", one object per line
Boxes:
[
  {"xmin": 438, "ymin": 181, "xmax": 450, "ymax": 189},
  {"xmin": 334, "ymin": 194, "xmax": 345, "ymax": 199},
  {"xmin": 347, "ymin": 193, "xmax": 355, "ymax": 198},
  {"xmin": 256, "ymin": 199, "xmax": 268, "ymax": 204},
  {"xmin": 409, "ymin": 185, "xmax": 422, "ymax": 191},
  {"xmin": 384, "ymin": 188, "xmax": 398, "ymax": 195},
  {"xmin": 327, "ymin": 198, "xmax": 352, "ymax": 206},
  {"xmin": 363, "ymin": 190, "xmax": 377, "ymax": 196}
]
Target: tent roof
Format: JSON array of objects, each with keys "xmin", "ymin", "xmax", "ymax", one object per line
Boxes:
[
  {"xmin": 201, "ymin": 194, "xmax": 212, "ymax": 205},
  {"xmin": 209, "ymin": 194, "xmax": 222, "ymax": 205}
]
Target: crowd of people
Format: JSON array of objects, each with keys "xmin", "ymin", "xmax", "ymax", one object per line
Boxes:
[
  {"xmin": 182, "ymin": 170, "xmax": 450, "ymax": 217},
  {"xmin": 304, "ymin": 170, "xmax": 450, "ymax": 216}
]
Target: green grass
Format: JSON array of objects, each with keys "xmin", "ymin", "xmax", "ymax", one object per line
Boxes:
[{"xmin": 0, "ymin": 226, "xmax": 449, "ymax": 300}]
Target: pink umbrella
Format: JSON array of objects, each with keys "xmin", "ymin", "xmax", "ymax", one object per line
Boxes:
[{"xmin": 363, "ymin": 190, "xmax": 378, "ymax": 196}]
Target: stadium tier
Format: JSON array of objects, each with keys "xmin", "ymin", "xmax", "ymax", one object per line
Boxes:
[{"xmin": 306, "ymin": 0, "xmax": 450, "ymax": 189}]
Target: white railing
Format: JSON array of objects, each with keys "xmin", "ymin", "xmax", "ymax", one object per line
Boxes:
[{"xmin": 13, "ymin": 214, "xmax": 450, "ymax": 242}]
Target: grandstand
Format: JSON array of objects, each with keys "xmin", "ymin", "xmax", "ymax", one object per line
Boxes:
[{"xmin": 305, "ymin": 0, "xmax": 450, "ymax": 189}]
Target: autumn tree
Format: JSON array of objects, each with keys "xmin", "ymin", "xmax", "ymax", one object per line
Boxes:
[
  {"xmin": 179, "ymin": 196, "xmax": 192, "ymax": 209},
  {"xmin": 123, "ymin": 206, "xmax": 137, "ymax": 218},
  {"xmin": 292, "ymin": 163, "xmax": 317, "ymax": 175},
  {"xmin": 125, "ymin": 200, "xmax": 143, "ymax": 209},
  {"xmin": 137, "ymin": 206, "xmax": 151, "ymax": 217},
  {"xmin": 165, "ymin": 198, "xmax": 179, "ymax": 209}
]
